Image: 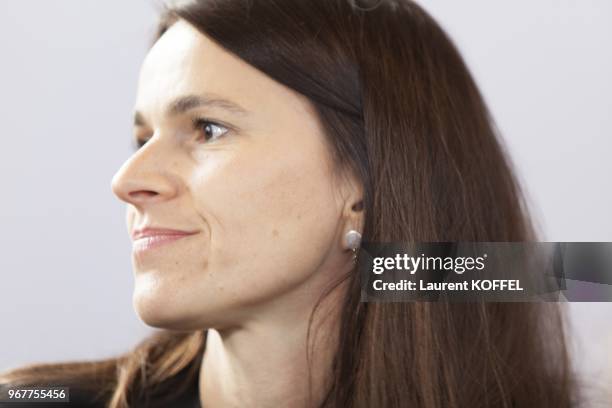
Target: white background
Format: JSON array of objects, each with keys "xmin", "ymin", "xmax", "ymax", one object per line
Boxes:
[{"xmin": 0, "ymin": 1, "xmax": 610, "ymax": 404}]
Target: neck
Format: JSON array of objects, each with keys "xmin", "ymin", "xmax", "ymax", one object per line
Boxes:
[{"xmin": 198, "ymin": 283, "xmax": 347, "ymax": 408}]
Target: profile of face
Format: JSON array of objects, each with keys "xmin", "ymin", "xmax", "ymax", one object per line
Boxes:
[{"xmin": 111, "ymin": 21, "xmax": 362, "ymax": 330}]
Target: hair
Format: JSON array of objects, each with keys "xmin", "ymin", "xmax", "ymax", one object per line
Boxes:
[{"xmin": 1, "ymin": 1, "xmax": 577, "ymax": 407}]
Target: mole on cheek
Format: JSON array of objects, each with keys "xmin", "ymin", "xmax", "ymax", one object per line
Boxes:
[{"xmin": 272, "ymin": 229, "xmax": 279, "ymax": 237}]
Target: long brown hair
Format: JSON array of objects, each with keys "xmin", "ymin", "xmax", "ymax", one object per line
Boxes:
[{"xmin": 1, "ymin": 1, "xmax": 576, "ymax": 407}]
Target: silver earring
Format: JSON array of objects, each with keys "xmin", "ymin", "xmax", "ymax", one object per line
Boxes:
[
  {"xmin": 345, "ymin": 229, "xmax": 362, "ymax": 249},
  {"xmin": 345, "ymin": 230, "xmax": 362, "ymax": 262}
]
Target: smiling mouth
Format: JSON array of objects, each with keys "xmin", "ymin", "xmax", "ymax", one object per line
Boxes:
[{"xmin": 132, "ymin": 232, "xmax": 198, "ymax": 254}]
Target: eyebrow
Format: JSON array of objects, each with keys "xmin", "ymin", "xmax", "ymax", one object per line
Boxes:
[{"xmin": 133, "ymin": 93, "xmax": 249, "ymax": 126}]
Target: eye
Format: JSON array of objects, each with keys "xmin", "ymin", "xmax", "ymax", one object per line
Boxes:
[
  {"xmin": 132, "ymin": 119, "xmax": 231, "ymax": 151},
  {"xmin": 194, "ymin": 118, "xmax": 230, "ymax": 142}
]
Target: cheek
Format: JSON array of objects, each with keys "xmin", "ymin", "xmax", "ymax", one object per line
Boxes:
[{"xmin": 190, "ymin": 141, "xmax": 341, "ymax": 308}]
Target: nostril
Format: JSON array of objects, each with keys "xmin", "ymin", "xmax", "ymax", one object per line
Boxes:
[{"xmin": 128, "ymin": 190, "xmax": 159, "ymax": 200}]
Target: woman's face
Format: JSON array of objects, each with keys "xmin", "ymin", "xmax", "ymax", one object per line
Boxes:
[{"xmin": 111, "ymin": 21, "xmax": 360, "ymax": 330}]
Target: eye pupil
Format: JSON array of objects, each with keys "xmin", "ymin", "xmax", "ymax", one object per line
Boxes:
[
  {"xmin": 204, "ymin": 124, "xmax": 214, "ymax": 140},
  {"xmin": 197, "ymin": 120, "xmax": 228, "ymax": 142}
]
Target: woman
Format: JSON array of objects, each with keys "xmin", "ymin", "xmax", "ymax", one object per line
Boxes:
[{"xmin": 0, "ymin": 0, "xmax": 576, "ymax": 407}]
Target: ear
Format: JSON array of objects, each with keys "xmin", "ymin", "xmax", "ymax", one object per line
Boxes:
[{"xmin": 339, "ymin": 170, "xmax": 365, "ymax": 251}]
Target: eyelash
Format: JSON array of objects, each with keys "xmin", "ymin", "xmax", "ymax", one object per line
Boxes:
[{"xmin": 135, "ymin": 118, "xmax": 231, "ymax": 149}]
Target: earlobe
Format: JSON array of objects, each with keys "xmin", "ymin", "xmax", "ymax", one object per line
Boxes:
[
  {"xmin": 343, "ymin": 196, "xmax": 364, "ymax": 241},
  {"xmin": 338, "ymin": 171, "xmax": 365, "ymax": 252},
  {"xmin": 342, "ymin": 197, "xmax": 364, "ymax": 254}
]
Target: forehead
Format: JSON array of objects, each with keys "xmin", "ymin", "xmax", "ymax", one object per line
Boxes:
[
  {"xmin": 135, "ymin": 20, "xmax": 291, "ymax": 116},
  {"xmin": 137, "ymin": 21, "xmax": 234, "ymax": 108}
]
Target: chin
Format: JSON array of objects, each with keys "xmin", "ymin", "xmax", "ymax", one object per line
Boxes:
[
  {"xmin": 131, "ymin": 282, "xmax": 188, "ymax": 329},
  {"xmin": 134, "ymin": 301, "xmax": 208, "ymax": 331},
  {"xmin": 133, "ymin": 293, "xmax": 175, "ymax": 328},
  {"xmin": 132, "ymin": 287, "xmax": 233, "ymax": 331}
]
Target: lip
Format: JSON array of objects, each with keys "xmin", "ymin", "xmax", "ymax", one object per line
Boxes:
[
  {"xmin": 131, "ymin": 227, "xmax": 198, "ymax": 240},
  {"xmin": 131, "ymin": 227, "xmax": 199, "ymax": 254}
]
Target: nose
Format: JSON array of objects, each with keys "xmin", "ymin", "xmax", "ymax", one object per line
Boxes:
[{"xmin": 111, "ymin": 140, "xmax": 179, "ymax": 207}]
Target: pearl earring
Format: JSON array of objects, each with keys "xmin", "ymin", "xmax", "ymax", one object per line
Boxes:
[
  {"xmin": 345, "ymin": 229, "xmax": 362, "ymax": 250},
  {"xmin": 345, "ymin": 230, "xmax": 362, "ymax": 263}
]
